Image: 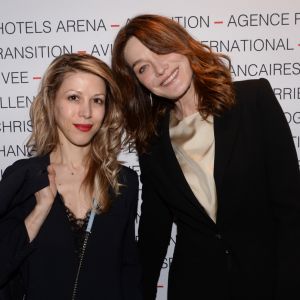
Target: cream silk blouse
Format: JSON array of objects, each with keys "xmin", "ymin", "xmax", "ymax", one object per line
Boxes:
[{"xmin": 169, "ymin": 111, "xmax": 217, "ymax": 222}]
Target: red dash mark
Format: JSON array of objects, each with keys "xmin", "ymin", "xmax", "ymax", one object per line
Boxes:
[
  {"xmin": 214, "ymin": 21, "xmax": 224, "ymax": 24},
  {"xmin": 111, "ymin": 24, "xmax": 120, "ymax": 28},
  {"xmin": 157, "ymin": 285, "xmax": 164, "ymax": 288},
  {"xmin": 298, "ymin": 44, "xmax": 300, "ymax": 47},
  {"xmin": 33, "ymin": 76, "xmax": 41, "ymax": 80},
  {"xmin": 77, "ymin": 50, "xmax": 87, "ymax": 55}
]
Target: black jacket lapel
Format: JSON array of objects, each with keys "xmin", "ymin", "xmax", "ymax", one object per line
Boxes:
[{"xmin": 214, "ymin": 95, "xmax": 241, "ymax": 194}]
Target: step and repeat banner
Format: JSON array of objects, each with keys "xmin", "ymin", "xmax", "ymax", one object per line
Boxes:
[{"xmin": 1, "ymin": 0, "xmax": 299, "ymax": 298}]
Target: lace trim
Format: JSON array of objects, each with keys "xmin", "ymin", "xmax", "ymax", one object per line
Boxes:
[
  {"xmin": 58, "ymin": 193, "xmax": 91, "ymax": 258},
  {"xmin": 64, "ymin": 206, "xmax": 91, "ymax": 231}
]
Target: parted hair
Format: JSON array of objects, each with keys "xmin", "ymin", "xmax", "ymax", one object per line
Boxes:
[
  {"xmin": 112, "ymin": 14, "xmax": 235, "ymax": 153},
  {"xmin": 27, "ymin": 53, "xmax": 123, "ymax": 212}
]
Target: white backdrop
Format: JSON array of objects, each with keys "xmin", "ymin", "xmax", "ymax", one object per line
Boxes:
[{"xmin": 1, "ymin": 1, "xmax": 300, "ymax": 299}]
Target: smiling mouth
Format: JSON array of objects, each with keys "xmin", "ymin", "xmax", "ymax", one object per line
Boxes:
[
  {"xmin": 161, "ymin": 68, "xmax": 179, "ymax": 86},
  {"xmin": 74, "ymin": 124, "xmax": 93, "ymax": 132}
]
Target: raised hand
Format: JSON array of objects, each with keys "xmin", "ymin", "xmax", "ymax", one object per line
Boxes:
[
  {"xmin": 34, "ymin": 165, "xmax": 57, "ymax": 208},
  {"xmin": 25, "ymin": 165, "xmax": 58, "ymax": 242}
]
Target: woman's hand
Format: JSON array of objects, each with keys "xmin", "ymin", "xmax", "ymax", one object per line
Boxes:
[
  {"xmin": 25, "ymin": 165, "xmax": 57, "ymax": 242},
  {"xmin": 34, "ymin": 165, "xmax": 57, "ymax": 208}
]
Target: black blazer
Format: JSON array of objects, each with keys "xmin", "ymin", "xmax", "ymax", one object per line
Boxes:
[
  {"xmin": 138, "ymin": 78, "xmax": 300, "ymax": 300},
  {"xmin": 0, "ymin": 155, "xmax": 142, "ymax": 300}
]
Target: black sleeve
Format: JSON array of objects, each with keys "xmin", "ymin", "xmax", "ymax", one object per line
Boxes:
[
  {"xmin": 138, "ymin": 166, "xmax": 174, "ymax": 300},
  {"xmin": 121, "ymin": 169, "xmax": 142, "ymax": 300},
  {"xmin": 0, "ymin": 162, "xmax": 36, "ymax": 287},
  {"xmin": 257, "ymin": 78, "xmax": 300, "ymax": 298}
]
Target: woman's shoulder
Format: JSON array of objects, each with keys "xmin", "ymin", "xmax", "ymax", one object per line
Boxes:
[
  {"xmin": 2, "ymin": 155, "xmax": 49, "ymax": 179},
  {"xmin": 119, "ymin": 164, "xmax": 139, "ymax": 186},
  {"xmin": 231, "ymin": 78, "xmax": 286, "ymax": 129},
  {"xmin": 112, "ymin": 165, "xmax": 139, "ymax": 208},
  {"xmin": 233, "ymin": 78, "xmax": 276, "ymax": 108},
  {"xmin": 233, "ymin": 78, "xmax": 272, "ymax": 97},
  {"xmin": 0, "ymin": 155, "xmax": 50, "ymax": 216}
]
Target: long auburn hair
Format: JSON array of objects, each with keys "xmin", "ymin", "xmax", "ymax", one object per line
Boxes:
[
  {"xmin": 27, "ymin": 53, "xmax": 123, "ymax": 213},
  {"xmin": 112, "ymin": 14, "xmax": 235, "ymax": 154}
]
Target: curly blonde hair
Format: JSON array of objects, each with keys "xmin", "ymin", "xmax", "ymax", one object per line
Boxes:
[
  {"xmin": 112, "ymin": 14, "xmax": 235, "ymax": 153},
  {"xmin": 27, "ymin": 53, "xmax": 123, "ymax": 212}
]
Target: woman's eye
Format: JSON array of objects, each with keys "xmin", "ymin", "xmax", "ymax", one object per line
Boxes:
[
  {"xmin": 138, "ymin": 65, "xmax": 147, "ymax": 74},
  {"xmin": 94, "ymin": 97, "xmax": 105, "ymax": 105},
  {"xmin": 68, "ymin": 95, "xmax": 79, "ymax": 101}
]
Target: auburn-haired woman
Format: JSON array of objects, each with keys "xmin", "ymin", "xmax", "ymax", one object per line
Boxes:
[
  {"xmin": 0, "ymin": 53, "xmax": 141, "ymax": 300},
  {"xmin": 112, "ymin": 14, "xmax": 300, "ymax": 300}
]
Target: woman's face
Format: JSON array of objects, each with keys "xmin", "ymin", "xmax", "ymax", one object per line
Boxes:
[
  {"xmin": 124, "ymin": 36, "xmax": 194, "ymax": 100},
  {"xmin": 53, "ymin": 71, "xmax": 106, "ymax": 148}
]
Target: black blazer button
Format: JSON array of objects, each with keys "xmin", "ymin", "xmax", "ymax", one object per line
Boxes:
[{"xmin": 215, "ymin": 233, "xmax": 222, "ymax": 240}]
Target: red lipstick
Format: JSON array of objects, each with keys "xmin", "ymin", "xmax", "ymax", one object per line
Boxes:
[{"xmin": 74, "ymin": 124, "xmax": 93, "ymax": 132}]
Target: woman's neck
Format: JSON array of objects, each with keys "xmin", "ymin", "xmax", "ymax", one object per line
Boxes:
[
  {"xmin": 50, "ymin": 142, "xmax": 90, "ymax": 168},
  {"xmin": 174, "ymin": 81, "xmax": 198, "ymax": 120}
]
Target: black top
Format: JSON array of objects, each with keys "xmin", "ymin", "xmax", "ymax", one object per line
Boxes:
[
  {"xmin": 0, "ymin": 155, "xmax": 142, "ymax": 300},
  {"xmin": 61, "ymin": 195, "xmax": 90, "ymax": 259}
]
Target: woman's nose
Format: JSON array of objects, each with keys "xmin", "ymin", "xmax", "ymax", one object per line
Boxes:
[
  {"xmin": 79, "ymin": 101, "xmax": 92, "ymax": 118},
  {"xmin": 153, "ymin": 57, "xmax": 168, "ymax": 76}
]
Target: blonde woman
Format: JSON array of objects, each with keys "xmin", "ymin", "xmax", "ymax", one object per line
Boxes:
[{"xmin": 0, "ymin": 53, "xmax": 141, "ymax": 300}]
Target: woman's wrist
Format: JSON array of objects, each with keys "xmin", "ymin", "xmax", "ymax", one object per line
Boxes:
[{"xmin": 25, "ymin": 203, "xmax": 52, "ymax": 242}]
